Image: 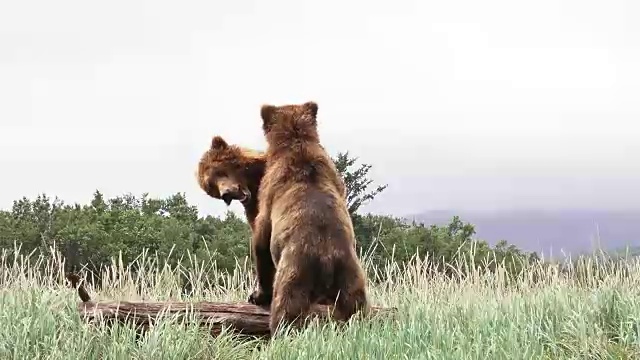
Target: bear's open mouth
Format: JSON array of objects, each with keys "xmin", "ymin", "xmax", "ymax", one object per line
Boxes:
[
  {"xmin": 222, "ymin": 193, "xmax": 233, "ymax": 206},
  {"xmin": 221, "ymin": 190, "xmax": 250, "ymax": 206},
  {"xmin": 238, "ymin": 191, "xmax": 251, "ymax": 204}
]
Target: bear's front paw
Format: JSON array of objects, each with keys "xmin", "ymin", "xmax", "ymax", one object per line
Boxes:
[{"xmin": 248, "ymin": 289, "xmax": 272, "ymax": 307}]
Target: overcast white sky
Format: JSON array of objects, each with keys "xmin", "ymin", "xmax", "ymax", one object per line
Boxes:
[{"xmin": 1, "ymin": 0, "xmax": 639, "ymax": 218}]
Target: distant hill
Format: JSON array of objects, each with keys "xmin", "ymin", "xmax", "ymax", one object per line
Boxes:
[{"xmin": 405, "ymin": 210, "xmax": 640, "ymax": 258}]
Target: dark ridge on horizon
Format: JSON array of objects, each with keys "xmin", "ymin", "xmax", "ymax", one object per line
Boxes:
[{"xmin": 405, "ymin": 209, "xmax": 640, "ymax": 258}]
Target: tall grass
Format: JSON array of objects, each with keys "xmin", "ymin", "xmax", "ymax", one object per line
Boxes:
[{"xmin": 1, "ymin": 243, "xmax": 640, "ymax": 359}]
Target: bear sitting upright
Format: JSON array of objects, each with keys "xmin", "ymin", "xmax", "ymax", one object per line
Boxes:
[
  {"xmin": 249, "ymin": 101, "xmax": 370, "ymax": 335},
  {"xmin": 196, "ymin": 135, "xmax": 267, "ymax": 231}
]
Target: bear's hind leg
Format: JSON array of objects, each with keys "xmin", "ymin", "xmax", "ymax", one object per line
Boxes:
[
  {"xmin": 269, "ymin": 269, "xmax": 313, "ymax": 335},
  {"xmin": 332, "ymin": 260, "xmax": 370, "ymax": 322}
]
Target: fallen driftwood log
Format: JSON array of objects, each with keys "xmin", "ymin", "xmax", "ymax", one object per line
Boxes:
[{"xmin": 67, "ymin": 274, "xmax": 394, "ymax": 338}]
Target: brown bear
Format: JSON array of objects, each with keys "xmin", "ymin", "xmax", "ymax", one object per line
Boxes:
[
  {"xmin": 249, "ymin": 101, "xmax": 369, "ymax": 335},
  {"xmin": 196, "ymin": 135, "xmax": 267, "ymax": 231},
  {"xmin": 65, "ymin": 272, "xmax": 91, "ymax": 302}
]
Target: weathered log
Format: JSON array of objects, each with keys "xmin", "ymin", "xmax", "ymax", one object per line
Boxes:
[
  {"xmin": 67, "ymin": 273, "xmax": 394, "ymax": 338},
  {"xmin": 77, "ymin": 300, "xmax": 392, "ymax": 338}
]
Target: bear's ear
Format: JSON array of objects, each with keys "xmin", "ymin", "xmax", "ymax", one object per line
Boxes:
[
  {"xmin": 261, "ymin": 104, "xmax": 276, "ymax": 132},
  {"xmin": 211, "ymin": 136, "xmax": 229, "ymax": 150},
  {"xmin": 303, "ymin": 101, "xmax": 318, "ymax": 118}
]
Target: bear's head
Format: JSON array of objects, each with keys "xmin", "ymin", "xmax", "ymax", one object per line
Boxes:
[
  {"xmin": 197, "ymin": 135, "xmax": 265, "ymax": 206},
  {"xmin": 259, "ymin": 101, "xmax": 319, "ymax": 145}
]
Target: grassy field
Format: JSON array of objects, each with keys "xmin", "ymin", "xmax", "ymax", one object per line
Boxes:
[{"xmin": 1, "ymin": 245, "xmax": 640, "ymax": 360}]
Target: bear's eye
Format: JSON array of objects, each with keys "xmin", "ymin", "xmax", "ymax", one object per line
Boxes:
[{"xmin": 213, "ymin": 169, "xmax": 226, "ymax": 177}]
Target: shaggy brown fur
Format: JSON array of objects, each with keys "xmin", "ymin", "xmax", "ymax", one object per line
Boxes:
[
  {"xmin": 197, "ymin": 136, "xmax": 267, "ymax": 231},
  {"xmin": 65, "ymin": 272, "xmax": 91, "ymax": 302},
  {"xmin": 248, "ymin": 101, "xmax": 369, "ymax": 335}
]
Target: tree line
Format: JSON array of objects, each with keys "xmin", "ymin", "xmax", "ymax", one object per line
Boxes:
[{"xmin": 0, "ymin": 152, "xmax": 540, "ymax": 287}]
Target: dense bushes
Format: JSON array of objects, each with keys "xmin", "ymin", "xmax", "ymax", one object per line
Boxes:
[{"xmin": 0, "ymin": 152, "xmax": 538, "ymax": 287}]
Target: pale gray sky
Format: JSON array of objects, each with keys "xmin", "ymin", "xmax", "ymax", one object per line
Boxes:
[{"xmin": 1, "ymin": 0, "xmax": 639, "ymax": 218}]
